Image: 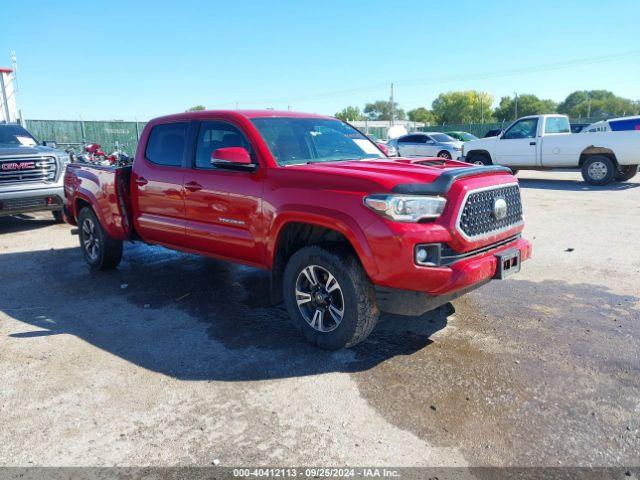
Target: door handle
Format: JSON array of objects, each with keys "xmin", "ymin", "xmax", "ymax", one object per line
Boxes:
[
  {"xmin": 529, "ymin": 141, "xmax": 536, "ymax": 146},
  {"xmin": 184, "ymin": 181, "xmax": 203, "ymax": 192},
  {"xmin": 135, "ymin": 177, "xmax": 148, "ymax": 186}
]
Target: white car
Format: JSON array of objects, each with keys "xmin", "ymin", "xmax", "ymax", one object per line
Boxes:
[
  {"xmin": 461, "ymin": 114, "xmax": 639, "ymax": 185},
  {"xmin": 388, "ymin": 132, "xmax": 463, "ymax": 160},
  {"xmin": 582, "ymin": 115, "xmax": 640, "ymax": 133}
]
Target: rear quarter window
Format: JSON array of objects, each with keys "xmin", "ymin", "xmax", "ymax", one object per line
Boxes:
[{"xmin": 145, "ymin": 123, "xmax": 188, "ymax": 167}]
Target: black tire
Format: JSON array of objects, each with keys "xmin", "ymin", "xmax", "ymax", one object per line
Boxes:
[
  {"xmin": 467, "ymin": 152, "xmax": 491, "ymax": 166},
  {"xmin": 437, "ymin": 150, "xmax": 452, "ymax": 160},
  {"xmin": 614, "ymin": 164, "xmax": 638, "ymax": 182},
  {"xmin": 283, "ymin": 245, "xmax": 379, "ymax": 350},
  {"xmin": 52, "ymin": 210, "xmax": 64, "ymax": 223},
  {"xmin": 581, "ymin": 155, "xmax": 616, "ymax": 185},
  {"xmin": 77, "ymin": 207, "xmax": 123, "ymax": 270}
]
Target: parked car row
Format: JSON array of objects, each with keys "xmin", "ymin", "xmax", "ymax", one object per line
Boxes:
[
  {"xmin": 379, "ymin": 114, "xmax": 639, "ymax": 186},
  {"xmin": 461, "ymin": 114, "xmax": 639, "ymax": 185}
]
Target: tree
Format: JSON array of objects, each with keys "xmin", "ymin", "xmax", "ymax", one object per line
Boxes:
[
  {"xmin": 186, "ymin": 105, "xmax": 206, "ymax": 111},
  {"xmin": 407, "ymin": 107, "xmax": 435, "ymax": 124},
  {"xmin": 494, "ymin": 94, "xmax": 557, "ymax": 121},
  {"xmin": 363, "ymin": 100, "xmax": 406, "ymax": 121},
  {"xmin": 334, "ymin": 106, "xmax": 365, "ymax": 122},
  {"xmin": 431, "ymin": 91, "xmax": 494, "ymax": 124},
  {"xmin": 557, "ymin": 90, "xmax": 640, "ymax": 119}
]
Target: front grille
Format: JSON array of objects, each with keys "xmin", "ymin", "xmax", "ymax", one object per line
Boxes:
[
  {"xmin": 0, "ymin": 195, "xmax": 60, "ymax": 212},
  {"xmin": 0, "ymin": 157, "xmax": 58, "ymax": 184},
  {"xmin": 457, "ymin": 184, "xmax": 522, "ymax": 239}
]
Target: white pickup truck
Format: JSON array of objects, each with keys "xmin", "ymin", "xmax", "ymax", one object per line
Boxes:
[{"xmin": 461, "ymin": 114, "xmax": 639, "ymax": 185}]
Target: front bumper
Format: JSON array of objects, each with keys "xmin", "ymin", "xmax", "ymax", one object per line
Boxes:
[
  {"xmin": 0, "ymin": 186, "xmax": 65, "ymax": 217},
  {"xmin": 374, "ymin": 237, "xmax": 532, "ymax": 316}
]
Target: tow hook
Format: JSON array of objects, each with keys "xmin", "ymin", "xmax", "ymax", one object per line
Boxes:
[{"xmin": 70, "ymin": 228, "xmax": 79, "ymax": 235}]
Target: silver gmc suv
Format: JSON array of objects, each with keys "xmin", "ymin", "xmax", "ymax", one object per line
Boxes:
[{"xmin": 0, "ymin": 123, "xmax": 70, "ymax": 221}]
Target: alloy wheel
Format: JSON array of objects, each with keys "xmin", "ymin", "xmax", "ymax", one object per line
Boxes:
[
  {"xmin": 81, "ymin": 217, "xmax": 100, "ymax": 261},
  {"xmin": 587, "ymin": 161, "xmax": 608, "ymax": 181},
  {"xmin": 295, "ymin": 265, "xmax": 345, "ymax": 333}
]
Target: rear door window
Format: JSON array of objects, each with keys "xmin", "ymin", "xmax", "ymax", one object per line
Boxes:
[
  {"xmin": 544, "ymin": 117, "xmax": 570, "ymax": 134},
  {"xmin": 145, "ymin": 123, "xmax": 188, "ymax": 167}
]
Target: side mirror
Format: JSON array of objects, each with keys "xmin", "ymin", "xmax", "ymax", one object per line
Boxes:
[
  {"xmin": 43, "ymin": 140, "xmax": 58, "ymax": 148},
  {"xmin": 211, "ymin": 147, "xmax": 256, "ymax": 171}
]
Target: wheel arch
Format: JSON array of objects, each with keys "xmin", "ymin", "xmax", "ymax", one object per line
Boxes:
[
  {"xmin": 579, "ymin": 146, "xmax": 618, "ymax": 167},
  {"xmin": 268, "ymin": 210, "xmax": 378, "ymax": 304},
  {"xmin": 465, "ymin": 149, "xmax": 493, "ymax": 163}
]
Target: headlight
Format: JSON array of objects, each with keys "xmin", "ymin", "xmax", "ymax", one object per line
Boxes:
[
  {"xmin": 364, "ymin": 194, "xmax": 446, "ymax": 222},
  {"xmin": 58, "ymin": 154, "xmax": 71, "ymax": 164},
  {"xmin": 453, "ymin": 147, "xmax": 462, "ymax": 151}
]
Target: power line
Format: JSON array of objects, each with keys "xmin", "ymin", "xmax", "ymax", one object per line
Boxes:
[{"xmin": 236, "ymin": 50, "xmax": 640, "ymax": 106}]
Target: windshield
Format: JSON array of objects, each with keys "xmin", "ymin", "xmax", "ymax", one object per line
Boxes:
[
  {"xmin": 429, "ymin": 133, "xmax": 457, "ymax": 143},
  {"xmin": 251, "ymin": 117, "xmax": 382, "ymax": 166},
  {"xmin": 0, "ymin": 125, "xmax": 39, "ymax": 147},
  {"xmin": 460, "ymin": 132, "xmax": 478, "ymax": 141}
]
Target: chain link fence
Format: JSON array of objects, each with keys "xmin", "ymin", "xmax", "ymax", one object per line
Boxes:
[{"xmin": 24, "ymin": 119, "xmax": 147, "ymax": 155}]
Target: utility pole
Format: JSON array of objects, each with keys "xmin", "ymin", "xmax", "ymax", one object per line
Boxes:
[
  {"xmin": 390, "ymin": 83, "xmax": 395, "ymax": 126},
  {"xmin": 587, "ymin": 93, "xmax": 592, "ymax": 118},
  {"xmin": 480, "ymin": 94, "xmax": 484, "ymax": 123},
  {"xmin": 514, "ymin": 92, "xmax": 518, "ymax": 120}
]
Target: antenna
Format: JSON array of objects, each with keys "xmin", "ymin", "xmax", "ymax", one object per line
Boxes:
[{"xmin": 10, "ymin": 51, "xmax": 18, "ymax": 91}]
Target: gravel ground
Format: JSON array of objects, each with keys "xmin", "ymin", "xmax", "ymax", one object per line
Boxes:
[{"xmin": 0, "ymin": 170, "xmax": 638, "ymax": 468}]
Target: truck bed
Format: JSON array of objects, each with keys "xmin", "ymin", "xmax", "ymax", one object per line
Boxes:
[{"xmin": 64, "ymin": 163, "xmax": 133, "ymax": 240}]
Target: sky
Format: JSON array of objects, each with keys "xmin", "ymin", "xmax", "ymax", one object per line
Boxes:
[{"xmin": 1, "ymin": 0, "xmax": 639, "ymax": 120}]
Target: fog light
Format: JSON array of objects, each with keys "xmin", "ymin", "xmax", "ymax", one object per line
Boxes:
[{"xmin": 414, "ymin": 244, "xmax": 441, "ymax": 266}]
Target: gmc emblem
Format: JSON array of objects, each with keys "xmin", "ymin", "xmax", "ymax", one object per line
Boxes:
[{"xmin": 1, "ymin": 162, "xmax": 36, "ymax": 171}]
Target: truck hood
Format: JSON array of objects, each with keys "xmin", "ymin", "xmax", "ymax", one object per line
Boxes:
[
  {"xmin": 0, "ymin": 145, "xmax": 65, "ymax": 157},
  {"xmin": 464, "ymin": 136, "xmax": 499, "ymax": 149},
  {"xmin": 285, "ymin": 157, "xmax": 509, "ymax": 193}
]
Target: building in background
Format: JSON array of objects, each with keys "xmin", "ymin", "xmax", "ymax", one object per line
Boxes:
[
  {"xmin": 0, "ymin": 67, "xmax": 19, "ymax": 123},
  {"xmin": 350, "ymin": 120, "xmax": 425, "ymax": 140}
]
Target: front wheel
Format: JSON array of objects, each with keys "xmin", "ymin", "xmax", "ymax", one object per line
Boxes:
[
  {"xmin": 437, "ymin": 150, "xmax": 452, "ymax": 160},
  {"xmin": 468, "ymin": 153, "xmax": 491, "ymax": 166},
  {"xmin": 581, "ymin": 155, "xmax": 616, "ymax": 185},
  {"xmin": 78, "ymin": 207, "xmax": 123, "ymax": 270},
  {"xmin": 615, "ymin": 165, "xmax": 638, "ymax": 182},
  {"xmin": 283, "ymin": 246, "xmax": 379, "ymax": 350}
]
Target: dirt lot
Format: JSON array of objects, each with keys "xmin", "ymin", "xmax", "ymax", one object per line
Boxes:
[{"xmin": 0, "ymin": 170, "xmax": 639, "ymax": 468}]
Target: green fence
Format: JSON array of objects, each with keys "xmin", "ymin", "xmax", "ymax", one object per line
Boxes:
[{"xmin": 25, "ymin": 119, "xmax": 147, "ymax": 154}]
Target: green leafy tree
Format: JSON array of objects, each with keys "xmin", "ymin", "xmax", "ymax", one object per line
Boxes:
[
  {"xmin": 557, "ymin": 90, "xmax": 640, "ymax": 119},
  {"xmin": 431, "ymin": 91, "xmax": 494, "ymax": 123},
  {"xmin": 407, "ymin": 107, "xmax": 435, "ymax": 124},
  {"xmin": 334, "ymin": 106, "xmax": 365, "ymax": 122},
  {"xmin": 494, "ymin": 94, "xmax": 557, "ymax": 121},
  {"xmin": 186, "ymin": 105, "xmax": 206, "ymax": 111},
  {"xmin": 363, "ymin": 100, "xmax": 406, "ymax": 121}
]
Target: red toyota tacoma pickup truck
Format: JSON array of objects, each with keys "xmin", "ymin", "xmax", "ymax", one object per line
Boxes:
[{"xmin": 64, "ymin": 110, "xmax": 531, "ymax": 349}]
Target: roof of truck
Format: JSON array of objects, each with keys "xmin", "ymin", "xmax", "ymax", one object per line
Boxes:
[{"xmin": 151, "ymin": 109, "xmax": 335, "ymax": 123}]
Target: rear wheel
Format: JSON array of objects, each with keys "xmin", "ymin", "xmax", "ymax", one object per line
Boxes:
[
  {"xmin": 52, "ymin": 210, "xmax": 64, "ymax": 223},
  {"xmin": 614, "ymin": 165, "xmax": 638, "ymax": 182},
  {"xmin": 283, "ymin": 246, "xmax": 379, "ymax": 350},
  {"xmin": 581, "ymin": 155, "xmax": 616, "ymax": 185},
  {"xmin": 437, "ymin": 150, "xmax": 452, "ymax": 160},
  {"xmin": 78, "ymin": 207, "xmax": 123, "ymax": 270}
]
